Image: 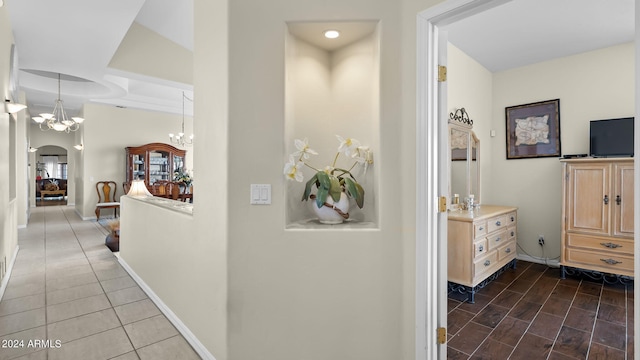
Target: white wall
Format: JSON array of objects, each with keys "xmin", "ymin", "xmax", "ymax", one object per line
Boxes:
[
  {"xmin": 447, "ymin": 43, "xmax": 493, "ymax": 203},
  {"xmin": 489, "ymin": 43, "xmax": 634, "ymax": 260},
  {"xmin": 0, "ymin": 3, "xmax": 18, "ymax": 286},
  {"xmin": 78, "ymin": 103, "xmax": 193, "ymax": 219},
  {"xmin": 226, "ymin": 1, "xmax": 410, "ymax": 359}
]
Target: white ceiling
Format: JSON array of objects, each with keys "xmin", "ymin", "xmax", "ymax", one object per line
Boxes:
[
  {"xmin": 445, "ymin": 0, "xmax": 635, "ymax": 72},
  {"xmin": 3, "ymin": 0, "xmax": 634, "ymax": 122},
  {"xmin": 5, "ymin": 0, "xmax": 193, "ymax": 120}
]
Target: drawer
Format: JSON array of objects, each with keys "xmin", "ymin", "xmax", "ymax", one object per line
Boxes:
[
  {"xmin": 497, "ymin": 241, "xmax": 516, "ymax": 261},
  {"xmin": 507, "ymin": 227, "xmax": 516, "ymax": 242},
  {"xmin": 487, "ymin": 230, "xmax": 508, "ymax": 251},
  {"xmin": 565, "ymin": 248, "xmax": 633, "ymax": 273},
  {"xmin": 474, "ymin": 221, "xmax": 487, "ymax": 238},
  {"xmin": 474, "ymin": 238, "xmax": 488, "ymax": 259},
  {"xmin": 487, "ymin": 215, "xmax": 508, "ymax": 233},
  {"xmin": 566, "ymin": 234, "xmax": 633, "ymax": 255},
  {"xmin": 474, "ymin": 251, "xmax": 498, "ymax": 277}
]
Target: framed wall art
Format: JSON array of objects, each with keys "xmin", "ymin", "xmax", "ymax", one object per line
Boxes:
[{"xmin": 505, "ymin": 99, "xmax": 561, "ymax": 159}]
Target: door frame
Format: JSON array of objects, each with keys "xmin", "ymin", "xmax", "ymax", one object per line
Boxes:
[{"xmin": 415, "ymin": 1, "xmax": 512, "ymax": 359}]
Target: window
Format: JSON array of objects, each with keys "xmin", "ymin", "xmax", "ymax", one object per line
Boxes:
[{"xmin": 58, "ymin": 163, "xmax": 68, "ymax": 179}]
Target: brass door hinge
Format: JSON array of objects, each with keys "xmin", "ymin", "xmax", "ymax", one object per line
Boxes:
[
  {"xmin": 437, "ymin": 327, "xmax": 447, "ymax": 344},
  {"xmin": 438, "ymin": 66, "xmax": 447, "ymax": 82},
  {"xmin": 438, "ymin": 196, "xmax": 447, "ymax": 212}
]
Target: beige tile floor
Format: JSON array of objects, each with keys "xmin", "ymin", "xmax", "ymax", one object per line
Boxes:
[{"xmin": 0, "ymin": 206, "xmax": 201, "ymax": 360}]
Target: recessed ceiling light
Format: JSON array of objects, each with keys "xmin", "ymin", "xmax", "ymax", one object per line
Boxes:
[{"xmin": 324, "ymin": 30, "xmax": 340, "ymax": 39}]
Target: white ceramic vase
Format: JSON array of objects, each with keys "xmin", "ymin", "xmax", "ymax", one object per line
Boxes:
[{"xmin": 311, "ymin": 192, "xmax": 350, "ymax": 224}]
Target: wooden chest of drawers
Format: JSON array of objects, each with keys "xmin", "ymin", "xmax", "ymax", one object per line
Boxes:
[{"xmin": 448, "ymin": 205, "xmax": 518, "ymax": 296}]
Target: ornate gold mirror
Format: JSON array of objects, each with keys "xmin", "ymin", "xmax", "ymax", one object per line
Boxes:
[{"xmin": 449, "ymin": 108, "xmax": 480, "ymax": 206}]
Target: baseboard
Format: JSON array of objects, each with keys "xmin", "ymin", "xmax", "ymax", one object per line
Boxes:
[
  {"xmin": 118, "ymin": 257, "xmax": 216, "ymax": 360},
  {"xmin": 517, "ymin": 254, "xmax": 560, "ymax": 268},
  {"xmin": 0, "ymin": 246, "xmax": 20, "ymax": 301}
]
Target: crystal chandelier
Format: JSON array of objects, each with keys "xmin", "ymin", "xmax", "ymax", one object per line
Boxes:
[
  {"xmin": 169, "ymin": 92, "xmax": 193, "ymax": 147},
  {"xmin": 32, "ymin": 73, "xmax": 84, "ymax": 132}
]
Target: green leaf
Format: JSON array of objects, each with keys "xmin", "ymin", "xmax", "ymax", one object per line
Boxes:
[
  {"xmin": 302, "ymin": 174, "xmax": 318, "ymax": 201},
  {"xmin": 316, "ymin": 171, "xmax": 331, "ymax": 191},
  {"xmin": 329, "ymin": 176, "xmax": 342, "ymax": 202},
  {"xmin": 354, "ymin": 182, "xmax": 365, "ymax": 208},
  {"xmin": 316, "ymin": 185, "xmax": 329, "ymax": 207},
  {"xmin": 315, "ymin": 171, "xmax": 331, "ymax": 206},
  {"xmin": 343, "ymin": 178, "xmax": 365, "ymax": 208}
]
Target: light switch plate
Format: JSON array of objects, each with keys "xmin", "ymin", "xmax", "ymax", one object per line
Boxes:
[{"xmin": 250, "ymin": 184, "xmax": 271, "ymax": 205}]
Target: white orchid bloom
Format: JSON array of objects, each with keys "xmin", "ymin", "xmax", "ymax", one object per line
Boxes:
[
  {"xmin": 283, "ymin": 155, "xmax": 304, "ymax": 182},
  {"xmin": 336, "ymin": 135, "xmax": 361, "ymax": 158},
  {"xmin": 293, "ymin": 138, "xmax": 318, "ymax": 159},
  {"xmin": 353, "ymin": 146, "xmax": 371, "ymax": 164}
]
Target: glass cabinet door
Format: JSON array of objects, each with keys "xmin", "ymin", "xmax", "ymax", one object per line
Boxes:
[
  {"xmin": 173, "ymin": 155, "xmax": 185, "ymax": 174},
  {"xmin": 149, "ymin": 151, "xmax": 170, "ymax": 184},
  {"xmin": 132, "ymin": 153, "xmax": 146, "ymax": 181}
]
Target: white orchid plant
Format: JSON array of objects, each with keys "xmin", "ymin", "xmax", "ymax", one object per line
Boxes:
[{"xmin": 284, "ymin": 135, "xmax": 372, "ymax": 209}]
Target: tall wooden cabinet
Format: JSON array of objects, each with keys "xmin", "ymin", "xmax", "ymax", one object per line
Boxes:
[
  {"xmin": 560, "ymin": 158, "xmax": 634, "ymax": 277},
  {"xmin": 126, "ymin": 143, "xmax": 186, "ymax": 189}
]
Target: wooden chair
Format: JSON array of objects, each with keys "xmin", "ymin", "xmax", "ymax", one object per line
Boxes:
[
  {"xmin": 168, "ymin": 181, "xmax": 181, "ymax": 200},
  {"xmin": 95, "ymin": 181, "xmax": 120, "ymax": 220},
  {"xmin": 123, "ymin": 182, "xmax": 131, "ymax": 195},
  {"xmin": 151, "ymin": 181, "xmax": 170, "ymax": 198}
]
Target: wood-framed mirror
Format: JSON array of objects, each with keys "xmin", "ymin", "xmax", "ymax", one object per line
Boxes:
[{"xmin": 449, "ymin": 108, "xmax": 480, "ymax": 206}]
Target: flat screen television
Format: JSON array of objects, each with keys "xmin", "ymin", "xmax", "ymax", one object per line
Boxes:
[{"xmin": 589, "ymin": 117, "xmax": 634, "ymax": 157}]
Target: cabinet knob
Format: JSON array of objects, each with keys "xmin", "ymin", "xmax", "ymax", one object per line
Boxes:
[
  {"xmin": 479, "ymin": 226, "xmax": 484, "ymax": 231},
  {"xmin": 511, "ymin": 231, "xmax": 515, "ymax": 237},
  {"xmin": 478, "ymin": 245, "xmax": 484, "ymax": 252},
  {"xmin": 510, "ymin": 216, "xmax": 515, "ymax": 222},
  {"xmin": 496, "ymin": 221, "xmax": 501, "ymax": 226},
  {"xmin": 484, "ymin": 260, "xmax": 491, "ymax": 266},
  {"xmin": 616, "ymin": 195, "xmax": 621, "ymax": 205},
  {"xmin": 505, "ymin": 248, "xmax": 511, "ymax": 254},
  {"xmin": 495, "ymin": 237, "xmax": 501, "ymax": 242},
  {"xmin": 604, "ymin": 195, "xmax": 609, "ymax": 205}
]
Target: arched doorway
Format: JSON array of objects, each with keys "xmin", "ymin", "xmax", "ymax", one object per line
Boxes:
[{"xmin": 34, "ymin": 145, "xmax": 68, "ymax": 206}]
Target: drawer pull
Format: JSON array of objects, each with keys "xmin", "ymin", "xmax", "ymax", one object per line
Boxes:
[
  {"xmin": 510, "ymin": 231, "xmax": 515, "ymax": 237},
  {"xmin": 505, "ymin": 248, "xmax": 511, "ymax": 254},
  {"xmin": 510, "ymin": 216, "xmax": 515, "ymax": 222},
  {"xmin": 600, "ymin": 242, "xmax": 622, "ymax": 249},
  {"xmin": 495, "ymin": 237, "xmax": 501, "ymax": 242},
  {"xmin": 496, "ymin": 221, "xmax": 501, "ymax": 226},
  {"xmin": 484, "ymin": 260, "xmax": 491, "ymax": 266},
  {"xmin": 479, "ymin": 226, "xmax": 484, "ymax": 231},
  {"xmin": 604, "ymin": 195, "xmax": 609, "ymax": 205},
  {"xmin": 478, "ymin": 245, "xmax": 484, "ymax": 252},
  {"xmin": 600, "ymin": 258, "xmax": 622, "ymax": 265}
]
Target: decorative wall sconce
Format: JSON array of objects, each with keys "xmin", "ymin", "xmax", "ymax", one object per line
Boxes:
[
  {"xmin": 73, "ymin": 144, "xmax": 84, "ymax": 150},
  {"xmin": 5, "ymin": 99, "xmax": 27, "ymax": 114}
]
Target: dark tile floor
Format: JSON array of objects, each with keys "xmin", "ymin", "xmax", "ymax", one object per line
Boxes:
[{"xmin": 447, "ymin": 261, "xmax": 634, "ymax": 359}]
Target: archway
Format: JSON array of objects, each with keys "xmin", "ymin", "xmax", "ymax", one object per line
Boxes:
[{"xmin": 34, "ymin": 145, "xmax": 68, "ymax": 206}]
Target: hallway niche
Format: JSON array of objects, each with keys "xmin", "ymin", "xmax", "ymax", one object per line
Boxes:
[{"xmin": 284, "ymin": 21, "xmax": 380, "ymax": 229}]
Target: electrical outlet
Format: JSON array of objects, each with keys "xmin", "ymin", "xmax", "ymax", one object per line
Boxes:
[{"xmin": 538, "ymin": 235, "xmax": 545, "ymax": 246}]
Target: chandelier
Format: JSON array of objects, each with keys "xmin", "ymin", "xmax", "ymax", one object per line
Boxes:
[
  {"xmin": 169, "ymin": 92, "xmax": 193, "ymax": 147},
  {"xmin": 32, "ymin": 73, "xmax": 84, "ymax": 132}
]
